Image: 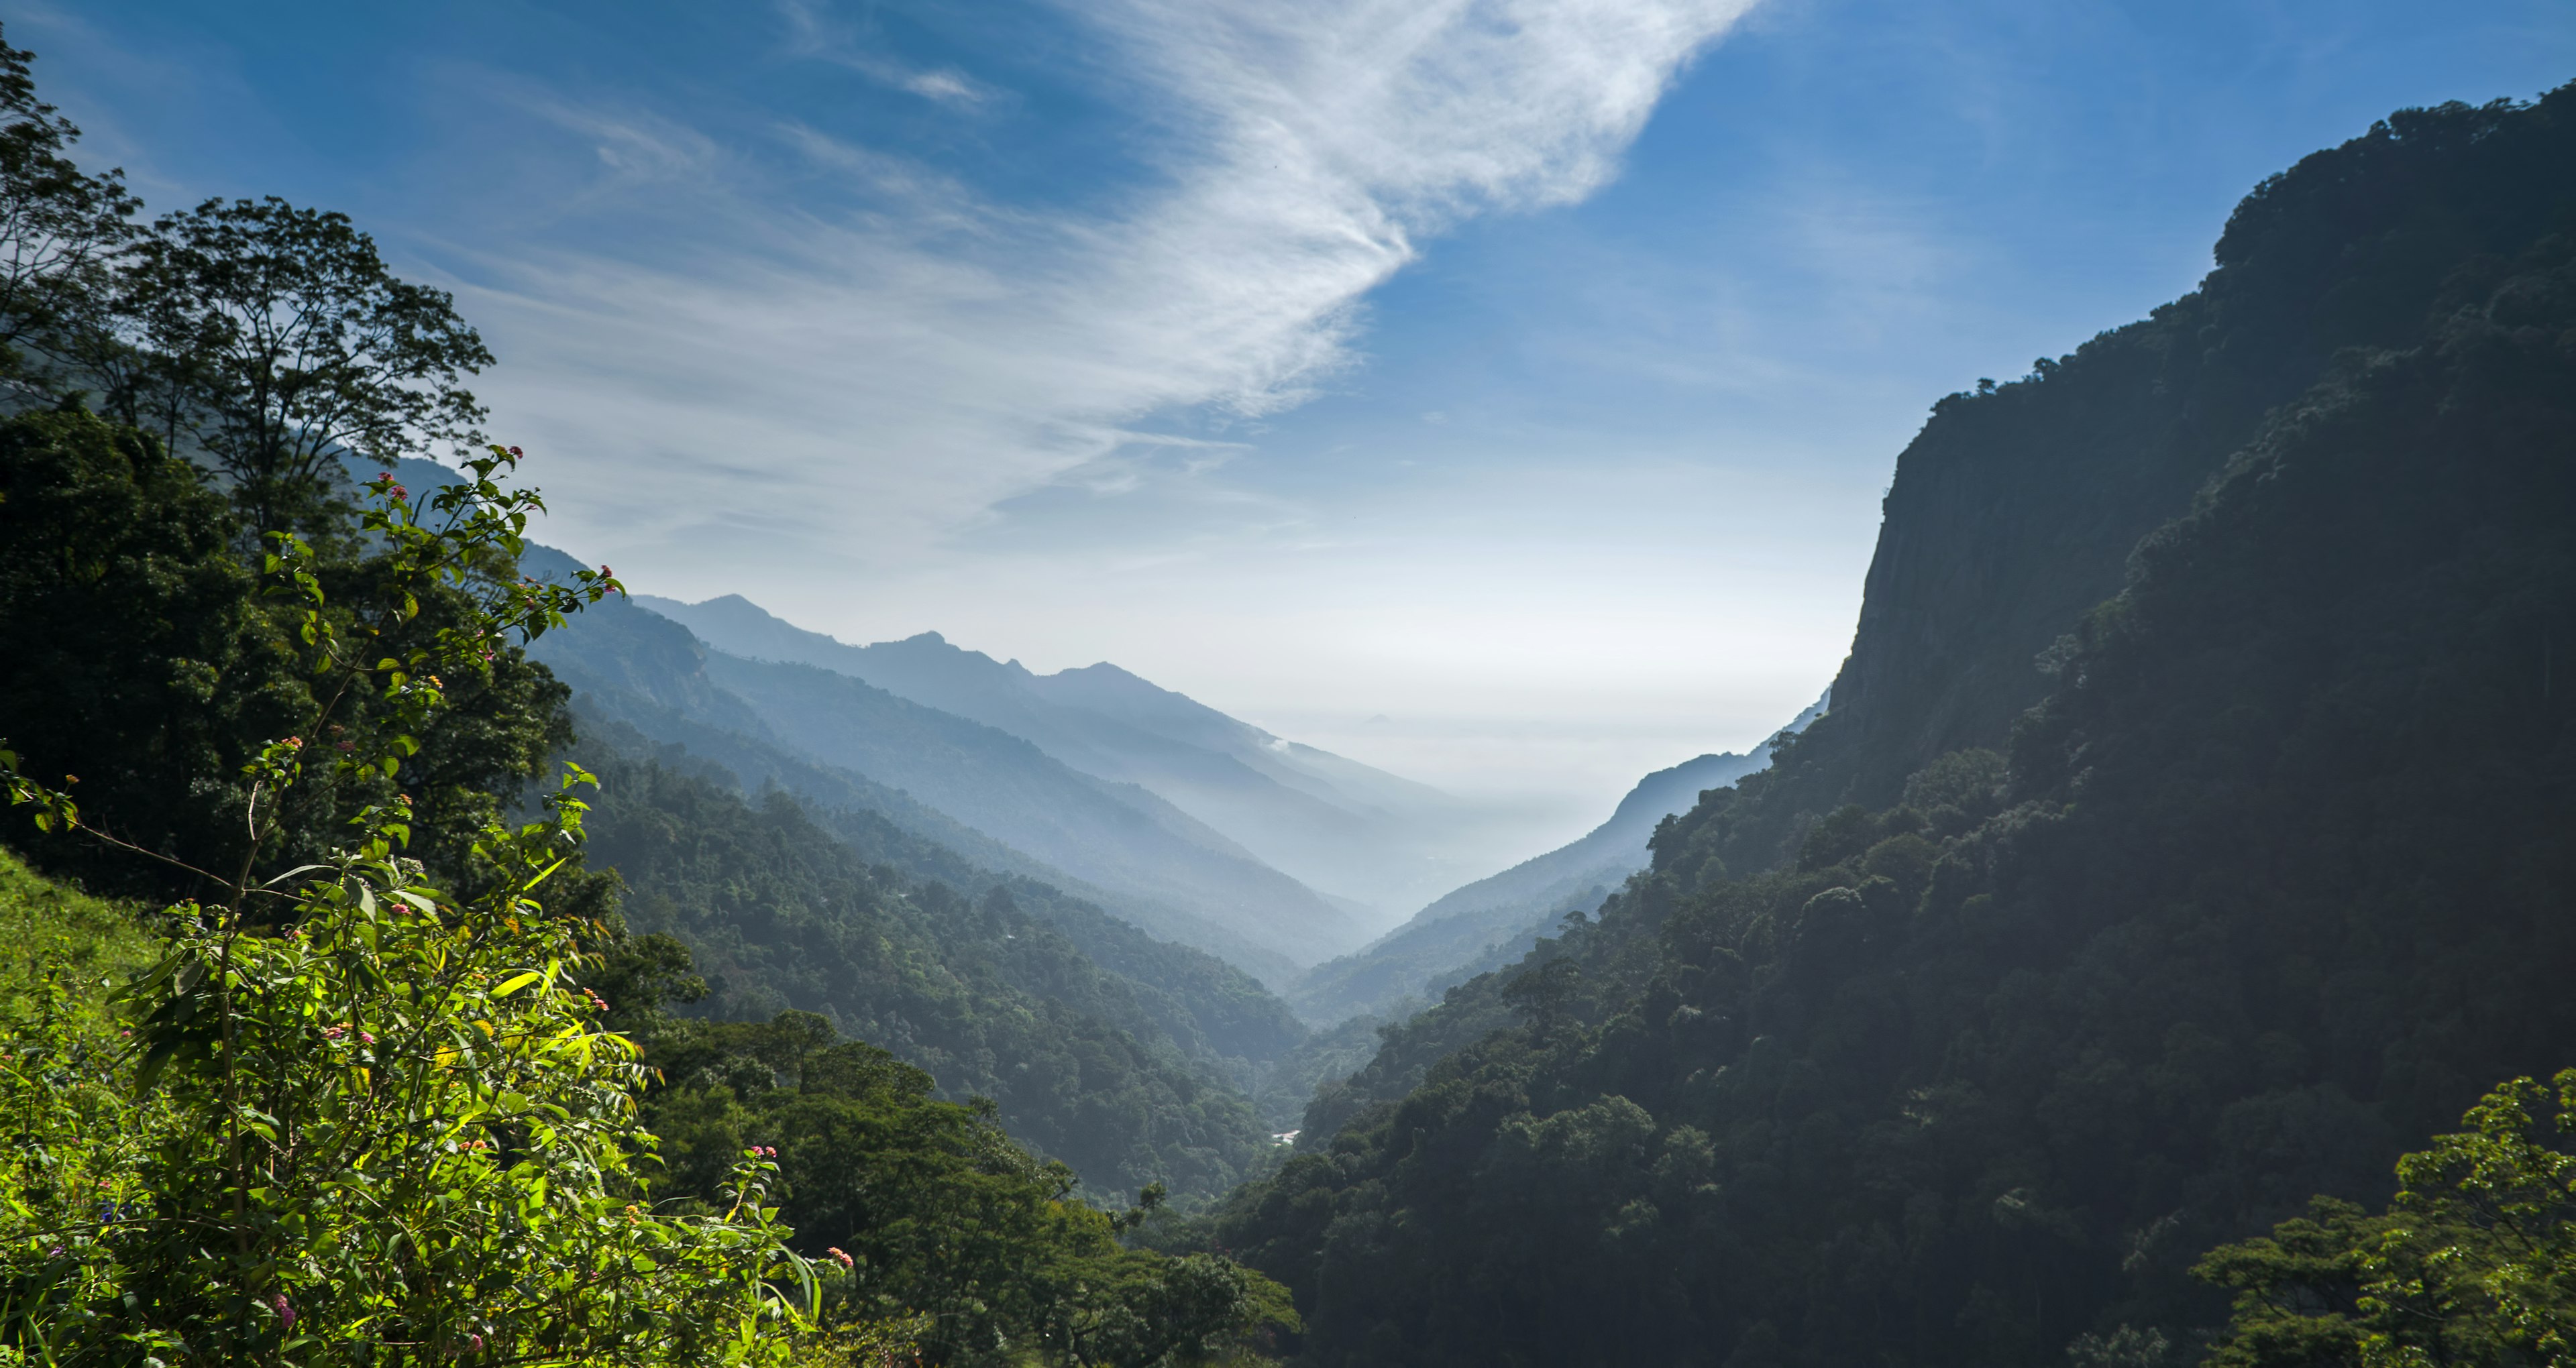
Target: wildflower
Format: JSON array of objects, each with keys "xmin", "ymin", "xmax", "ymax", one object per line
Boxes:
[
  {"xmin": 826, "ymin": 1246, "xmax": 854, "ymax": 1269},
  {"xmin": 468, "ymin": 1332, "xmax": 485, "ymax": 1351},
  {"xmin": 361, "ymin": 1031, "xmax": 376, "ymax": 1045},
  {"xmin": 274, "ymin": 1294, "xmax": 296, "ymax": 1331},
  {"xmin": 390, "ymin": 484, "xmax": 408, "ymax": 500},
  {"xmin": 507, "ymin": 445, "xmax": 523, "ymax": 456}
]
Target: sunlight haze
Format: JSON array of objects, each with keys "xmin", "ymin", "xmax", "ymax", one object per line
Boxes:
[{"xmin": 30, "ymin": 0, "xmax": 2573, "ymax": 828}]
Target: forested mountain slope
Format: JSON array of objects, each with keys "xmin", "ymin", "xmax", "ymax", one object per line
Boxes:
[
  {"xmin": 1287, "ymin": 739, "xmax": 1789, "ymax": 1025},
  {"xmin": 582, "ymin": 716, "xmax": 1304, "ymax": 1073},
  {"xmin": 643, "ymin": 593, "xmax": 1486, "ymax": 919},
  {"xmin": 1697, "ymin": 88, "xmax": 2576, "ymax": 877},
  {"xmin": 1205, "ymin": 87, "xmax": 2576, "ymax": 1367},
  {"xmin": 574, "ymin": 744, "xmax": 1283, "ymax": 1198},
  {"xmin": 697, "ymin": 650, "xmax": 1368, "ymax": 962}
]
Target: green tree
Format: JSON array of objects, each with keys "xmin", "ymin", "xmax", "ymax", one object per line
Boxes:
[
  {"xmin": 0, "ymin": 448, "xmax": 829, "ymax": 1365},
  {"xmin": 106, "ymin": 196, "xmax": 492, "ymax": 538},
  {"xmin": 0, "ymin": 23, "xmax": 138, "ymax": 383},
  {"xmin": 2200, "ymin": 1069, "xmax": 2576, "ymax": 1367},
  {"xmin": 0, "ymin": 408, "xmax": 578, "ymax": 904}
]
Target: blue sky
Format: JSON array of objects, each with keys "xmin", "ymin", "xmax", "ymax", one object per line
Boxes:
[{"xmin": 25, "ymin": 0, "xmax": 2574, "ymax": 834}]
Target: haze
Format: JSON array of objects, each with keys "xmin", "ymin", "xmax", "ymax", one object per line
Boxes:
[{"xmin": 29, "ymin": 0, "xmax": 2571, "ymax": 841}]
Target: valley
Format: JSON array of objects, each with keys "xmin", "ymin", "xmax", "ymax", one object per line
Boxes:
[{"xmin": 1, "ymin": 13, "xmax": 2570, "ymax": 1363}]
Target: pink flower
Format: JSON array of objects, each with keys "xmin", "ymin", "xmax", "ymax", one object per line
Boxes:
[
  {"xmin": 274, "ymin": 1294, "xmax": 295, "ymax": 1330},
  {"xmin": 390, "ymin": 485, "xmax": 408, "ymax": 500},
  {"xmin": 360, "ymin": 1032, "xmax": 376, "ymax": 1045},
  {"xmin": 507, "ymin": 446, "xmax": 523, "ymax": 457},
  {"xmin": 826, "ymin": 1246, "xmax": 854, "ymax": 1269},
  {"xmin": 468, "ymin": 1332, "xmax": 485, "ymax": 1351}
]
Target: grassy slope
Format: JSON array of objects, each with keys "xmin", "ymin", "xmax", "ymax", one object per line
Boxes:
[{"xmin": 0, "ymin": 845, "xmax": 154, "ymax": 1028}]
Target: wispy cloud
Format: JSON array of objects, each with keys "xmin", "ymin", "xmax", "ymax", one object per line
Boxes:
[
  {"xmin": 464, "ymin": 0, "xmax": 1759, "ymax": 579},
  {"xmin": 775, "ymin": 0, "xmax": 996, "ymax": 107}
]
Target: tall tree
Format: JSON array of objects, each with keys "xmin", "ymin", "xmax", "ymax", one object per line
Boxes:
[
  {"xmin": 109, "ymin": 196, "xmax": 492, "ymax": 536},
  {"xmin": 0, "ymin": 24, "xmax": 139, "ymax": 381}
]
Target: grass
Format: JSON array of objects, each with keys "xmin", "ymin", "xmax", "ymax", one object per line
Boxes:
[{"xmin": 0, "ymin": 845, "xmax": 158, "ymax": 1030}]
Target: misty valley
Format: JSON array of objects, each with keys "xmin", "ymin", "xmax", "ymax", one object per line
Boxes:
[{"xmin": 3, "ymin": 13, "xmax": 2575, "ymax": 1368}]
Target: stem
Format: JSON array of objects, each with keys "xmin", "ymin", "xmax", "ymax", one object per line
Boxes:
[{"xmin": 213, "ymin": 783, "xmax": 260, "ymax": 1322}]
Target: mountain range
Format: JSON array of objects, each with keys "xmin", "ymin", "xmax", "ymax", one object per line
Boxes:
[{"xmin": 637, "ymin": 593, "xmax": 1501, "ymax": 922}]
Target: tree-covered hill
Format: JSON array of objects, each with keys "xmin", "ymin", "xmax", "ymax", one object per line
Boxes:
[
  {"xmin": 1200, "ymin": 84, "xmax": 2576, "ymax": 1367},
  {"xmin": 574, "ymin": 738, "xmax": 1289, "ymax": 1198},
  {"xmin": 1287, "ymin": 710, "xmax": 1815, "ymax": 1026},
  {"xmin": 1699, "ymin": 84, "xmax": 2576, "ymax": 878}
]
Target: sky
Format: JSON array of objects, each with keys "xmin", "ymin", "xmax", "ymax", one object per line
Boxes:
[{"xmin": 22, "ymin": 0, "xmax": 2575, "ymax": 841}]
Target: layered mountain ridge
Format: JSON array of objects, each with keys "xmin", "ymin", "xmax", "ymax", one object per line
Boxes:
[
  {"xmin": 521, "ymin": 585, "xmax": 1368, "ymax": 978},
  {"xmin": 639, "ymin": 593, "xmax": 1497, "ymax": 921}
]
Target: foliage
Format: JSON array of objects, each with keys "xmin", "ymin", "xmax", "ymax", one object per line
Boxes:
[
  {"xmin": 625, "ymin": 1011, "xmax": 1299, "ymax": 1366},
  {"xmin": 557, "ymin": 691, "xmax": 1307, "ymax": 1072},
  {"xmin": 575, "ymin": 748, "xmax": 1280, "ymax": 1200},
  {"xmin": 1202, "ymin": 86, "xmax": 2576, "ymax": 1367},
  {"xmin": 0, "ymin": 21, "xmax": 488, "ymax": 543},
  {"xmin": 103, "ymin": 195, "xmax": 493, "ymax": 538},
  {"xmin": 1688, "ymin": 83, "xmax": 2576, "ymax": 878},
  {"xmin": 0, "ymin": 408, "xmax": 578, "ymax": 904},
  {"xmin": 0, "ymin": 451, "xmax": 831, "ymax": 1365},
  {"xmin": 2199, "ymin": 1070, "xmax": 2576, "ymax": 1367},
  {"xmin": 0, "ymin": 29, "xmax": 136, "ymax": 382},
  {"xmin": 0, "ymin": 30, "xmax": 1303, "ymax": 1363}
]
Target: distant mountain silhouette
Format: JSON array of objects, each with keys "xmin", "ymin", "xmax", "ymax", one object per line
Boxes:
[
  {"xmin": 525, "ymin": 585, "xmax": 1368, "ymax": 976},
  {"xmin": 639, "ymin": 593, "xmax": 1496, "ymax": 921}
]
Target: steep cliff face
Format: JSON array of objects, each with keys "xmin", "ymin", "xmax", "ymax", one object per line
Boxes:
[
  {"xmin": 1722, "ymin": 89, "xmax": 2576, "ymax": 872},
  {"xmin": 1203, "ymin": 87, "xmax": 2576, "ymax": 1368}
]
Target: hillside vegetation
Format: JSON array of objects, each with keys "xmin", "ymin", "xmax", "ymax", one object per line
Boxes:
[
  {"xmin": 0, "ymin": 25, "xmax": 1297, "ymax": 1361},
  {"xmin": 1201, "ymin": 86, "xmax": 2576, "ymax": 1367}
]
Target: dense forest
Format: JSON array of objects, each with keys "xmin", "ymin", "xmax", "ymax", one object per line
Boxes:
[
  {"xmin": 6, "ymin": 10, "xmax": 2576, "ymax": 1364},
  {"xmin": 1193, "ymin": 84, "xmax": 2576, "ymax": 1365}
]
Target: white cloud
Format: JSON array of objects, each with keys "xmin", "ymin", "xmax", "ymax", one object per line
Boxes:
[
  {"xmin": 464, "ymin": 0, "xmax": 1758, "ymax": 581},
  {"xmin": 775, "ymin": 0, "xmax": 996, "ymax": 107}
]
